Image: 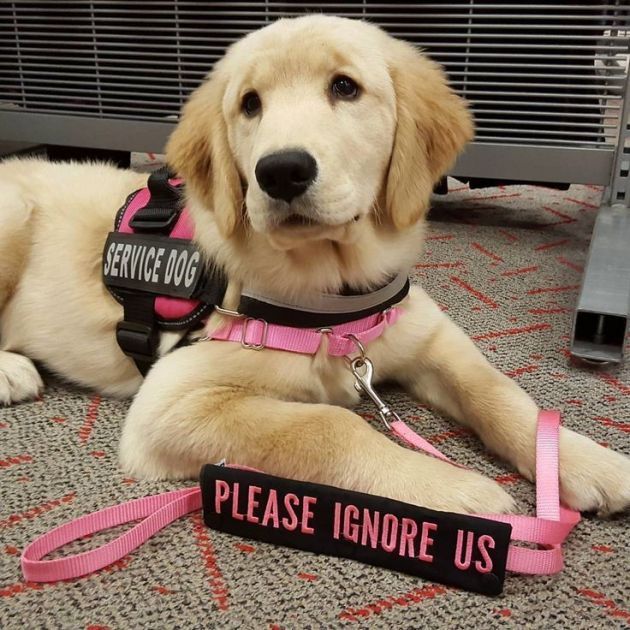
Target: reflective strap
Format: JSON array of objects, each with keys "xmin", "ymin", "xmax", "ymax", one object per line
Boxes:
[{"xmin": 238, "ymin": 273, "xmax": 410, "ymax": 328}]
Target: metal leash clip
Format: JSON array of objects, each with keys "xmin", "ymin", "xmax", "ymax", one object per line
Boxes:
[{"xmin": 345, "ymin": 334, "xmax": 401, "ymax": 430}]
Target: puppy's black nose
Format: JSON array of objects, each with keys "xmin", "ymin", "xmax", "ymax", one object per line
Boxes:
[{"xmin": 255, "ymin": 150, "xmax": 317, "ymax": 203}]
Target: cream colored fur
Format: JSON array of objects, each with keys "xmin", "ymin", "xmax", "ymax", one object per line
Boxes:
[{"xmin": 0, "ymin": 16, "xmax": 628, "ymax": 516}]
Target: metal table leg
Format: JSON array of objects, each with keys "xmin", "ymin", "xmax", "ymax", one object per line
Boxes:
[{"xmin": 571, "ymin": 76, "xmax": 630, "ymax": 364}]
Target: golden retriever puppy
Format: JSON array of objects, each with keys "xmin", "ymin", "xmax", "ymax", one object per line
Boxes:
[{"xmin": 0, "ymin": 16, "xmax": 628, "ymax": 515}]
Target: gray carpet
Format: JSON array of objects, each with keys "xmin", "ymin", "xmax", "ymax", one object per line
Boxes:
[{"xmin": 1, "ymin": 182, "xmax": 629, "ymax": 629}]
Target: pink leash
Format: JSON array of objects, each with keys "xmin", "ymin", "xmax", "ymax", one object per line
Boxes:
[
  {"xmin": 21, "ymin": 410, "xmax": 579, "ymax": 582},
  {"xmin": 391, "ymin": 410, "xmax": 581, "ymax": 575}
]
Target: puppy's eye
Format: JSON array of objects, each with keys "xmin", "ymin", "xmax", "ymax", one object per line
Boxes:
[
  {"xmin": 242, "ymin": 91, "xmax": 261, "ymax": 117},
  {"xmin": 331, "ymin": 75, "xmax": 359, "ymax": 100}
]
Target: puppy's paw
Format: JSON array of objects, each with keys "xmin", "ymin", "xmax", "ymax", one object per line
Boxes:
[
  {"xmin": 437, "ymin": 468, "xmax": 517, "ymax": 515},
  {"xmin": 559, "ymin": 429, "xmax": 630, "ymax": 516},
  {"xmin": 0, "ymin": 351, "xmax": 43, "ymax": 405},
  {"xmin": 392, "ymin": 454, "xmax": 516, "ymax": 515}
]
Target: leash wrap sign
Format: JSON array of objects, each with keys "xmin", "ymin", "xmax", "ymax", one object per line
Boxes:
[{"xmin": 201, "ymin": 464, "xmax": 512, "ymax": 595}]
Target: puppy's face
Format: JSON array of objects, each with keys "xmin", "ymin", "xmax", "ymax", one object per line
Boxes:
[
  {"xmin": 167, "ymin": 16, "xmax": 473, "ymax": 251},
  {"xmin": 223, "ymin": 21, "xmax": 397, "ymax": 245}
]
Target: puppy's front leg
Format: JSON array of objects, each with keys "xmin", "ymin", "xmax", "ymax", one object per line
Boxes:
[
  {"xmin": 119, "ymin": 346, "xmax": 514, "ymax": 514},
  {"xmin": 395, "ymin": 290, "xmax": 630, "ymax": 515}
]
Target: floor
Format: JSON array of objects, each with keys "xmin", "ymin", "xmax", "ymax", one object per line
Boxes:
[{"xmin": 1, "ymin": 181, "xmax": 629, "ymax": 629}]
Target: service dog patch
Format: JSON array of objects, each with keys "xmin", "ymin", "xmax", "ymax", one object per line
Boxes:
[
  {"xmin": 201, "ymin": 465, "xmax": 512, "ymax": 595},
  {"xmin": 103, "ymin": 232, "xmax": 204, "ymax": 299}
]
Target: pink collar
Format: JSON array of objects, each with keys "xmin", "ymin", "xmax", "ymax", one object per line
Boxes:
[{"xmin": 205, "ymin": 307, "xmax": 402, "ymax": 355}]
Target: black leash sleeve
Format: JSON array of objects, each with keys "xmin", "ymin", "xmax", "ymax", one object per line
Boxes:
[{"xmin": 200, "ymin": 464, "xmax": 512, "ymax": 596}]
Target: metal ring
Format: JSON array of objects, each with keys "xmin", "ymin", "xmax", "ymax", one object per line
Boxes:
[
  {"xmin": 344, "ymin": 333, "xmax": 366, "ymax": 360},
  {"xmin": 241, "ymin": 317, "xmax": 268, "ymax": 350},
  {"xmin": 350, "ymin": 356, "xmax": 367, "ymax": 376},
  {"xmin": 215, "ymin": 305, "xmax": 245, "ymax": 319}
]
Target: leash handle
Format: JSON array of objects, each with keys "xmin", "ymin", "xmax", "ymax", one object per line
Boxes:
[
  {"xmin": 20, "ymin": 464, "xmax": 261, "ymax": 582},
  {"xmin": 20, "ymin": 413, "xmax": 579, "ymax": 582},
  {"xmin": 21, "ymin": 488, "xmax": 201, "ymax": 582}
]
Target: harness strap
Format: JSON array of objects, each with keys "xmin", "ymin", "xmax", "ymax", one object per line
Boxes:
[
  {"xmin": 116, "ymin": 291, "xmax": 158, "ymax": 376},
  {"xmin": 20, "ymin": 411, "xmax": 579, "ymax": 582},
  {"xmin": 111, "ymin": 168, "xmax": 187, "ymax": 374}
]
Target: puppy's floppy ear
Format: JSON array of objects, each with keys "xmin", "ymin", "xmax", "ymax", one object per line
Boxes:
[
  {"xmin": 165, "ymin": 70, "xmax": 243, "ymax": 238},
  {"xmin": 385, "ymin": 40, "xmax": 474, "ymax": 229}
]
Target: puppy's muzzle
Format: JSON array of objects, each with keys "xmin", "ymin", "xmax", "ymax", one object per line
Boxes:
[{"xmin": 255, "ymin": 150, "xmax": 317, "ymax": 203}]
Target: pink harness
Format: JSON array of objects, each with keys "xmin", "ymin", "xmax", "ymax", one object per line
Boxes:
[{"xmin": 111, "ymin": 177, "xmax": 205, "ymax": 323}]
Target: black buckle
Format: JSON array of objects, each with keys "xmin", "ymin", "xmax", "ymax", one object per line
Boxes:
[
  {"xmin": 129, "ymin": 167, "xmax": 182, "ymax": 233},
  {"xmin": 116, "ymin": 321, "xmax": 159, "ymax": 363},
  {"xmin": 128, "ymin": 210, "xmax": 180, "ymax": 233}
]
